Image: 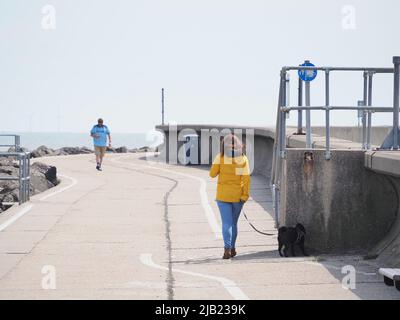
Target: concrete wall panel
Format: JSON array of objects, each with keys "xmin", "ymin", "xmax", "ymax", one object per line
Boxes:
[{"xmin": 281, "ymin": 149, "xmax": 397, "ymax": 253}]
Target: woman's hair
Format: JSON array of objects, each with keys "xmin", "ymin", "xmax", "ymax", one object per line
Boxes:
[{"xmin": 220, "ymin": 134, "xmax": 244, "ymax": 156}]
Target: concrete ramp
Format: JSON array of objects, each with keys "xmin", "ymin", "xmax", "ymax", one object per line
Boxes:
[
  {"xmin": 370, "ymin": 212, "xmax": 400, "ymax": 268},
  {"xmin": 365, "ymin": 152, "xmax": 400, "ymax": 267}
]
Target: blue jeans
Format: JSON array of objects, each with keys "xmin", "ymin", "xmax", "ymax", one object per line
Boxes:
[{"xmin": 216, "ymin": 201, "xmax": 244, "ymax": 249}]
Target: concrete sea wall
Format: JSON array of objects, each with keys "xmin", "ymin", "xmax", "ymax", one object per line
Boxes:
[
  {"xmin": 155, "ymin": 124, "xmax": 275, "ymax": 178},
  {"xmin": 280, "ymin": 149, "xmax": 397, "ymax": 253}
]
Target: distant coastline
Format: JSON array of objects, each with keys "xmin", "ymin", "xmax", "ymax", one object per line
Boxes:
[{"xmin": 0, "ymin": 131, "xmax": 163, "ymax": 151}]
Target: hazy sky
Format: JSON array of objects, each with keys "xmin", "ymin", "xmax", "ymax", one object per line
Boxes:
[{"xmin": 1, "ymin": 0, "xmax": 399, "ymax": 133}]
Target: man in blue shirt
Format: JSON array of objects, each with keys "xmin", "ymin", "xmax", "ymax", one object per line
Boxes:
[{"xmin": 90, "ymin": 118, "xmax": 112, "ymax": 171}]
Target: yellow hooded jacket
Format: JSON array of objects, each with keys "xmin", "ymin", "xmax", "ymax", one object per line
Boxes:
[{"xmin": 209, "ymin": 153, "xmax": 251, "ymax": 203}]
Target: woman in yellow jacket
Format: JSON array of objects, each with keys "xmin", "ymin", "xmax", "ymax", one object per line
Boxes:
[{"xmin": 209, "ymin": 134, "xmax": 251, "ymax": 259}]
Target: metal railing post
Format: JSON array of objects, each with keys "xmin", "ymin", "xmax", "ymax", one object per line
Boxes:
[
  {"xmin": 278, "ymin": 86, "xmax": 283, "ymax": 158},
  {"xmin": 281, "ymin": 108, "xmax": 287, "ymax": 158},
  {"xmin": 18, "ymin": 155, "xmax": 23, "ymax": 204},
  {"xmin": 304, "ymin": 60, "xmax": 312, "ymax": 149},
  {"xmin": 297, "ymin": 77, "xmax": 303, "ymax": 134},
  {"xmin": 325, "ymin": 70, "xmax": 331, "ymax": 160},
  {"xmin": 21, "ymin": 154, "xmax": 26, "ymax": 203},
  {"xmin": 362, "ymin": 72, "xmax": 368, "ymax": 150},
  {"xmin": 367, "ymin": 72, "xmax": 374, "ymax": 149},
  {"xmin": 358, "ymin": 100, "xmax": 367, "ymax": 150},
  {"xmin": 27, "ymin": 153, "xmax": 31, "ymax": 201},
  {"xmin": 280, "ymin": 70, "xmax": 287, "ymax": 158},
  {"xmin": 393, "ymin": 56, "xmax": 400, "ymax": 150},
  {"xmin": 24, "ymin": 155, "xmax": 27, "ymax": 203},
  {"xmin": 15, "ymin": 135, "xmax": 21, "ymax": 152},
  {"xmin": 161, "ymin": 88, "xmax": 165, "ymax": 126},
  {"xmin": 21, "ymin": 156, "xmax": 25, "ymax": 204},
  {"xmin": 272, "ymin": 184, "xmax": 280, "ymax": 228},
  {"xmin": 285, "ymin": 73, "xmax": 290, "ymax": 107},
  {"xmin": 23, "ymin": 153, "xmax": 28, "ymax": 202},
  {"xmin": 305, "ymin": 69, "xmax": 312, "ymax": 148}
]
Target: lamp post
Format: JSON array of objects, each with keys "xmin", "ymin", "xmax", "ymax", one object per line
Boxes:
[{"xmin": 161, "ymin": 88, "xmax": 165, "ymax": 125}]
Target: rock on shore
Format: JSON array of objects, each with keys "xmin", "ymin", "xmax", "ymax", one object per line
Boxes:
[
  {"xmin": 0, "ymin": 159, "xmax": 58, "ymax": 213},
  {"xmin": 26, "ymin": 145, "xmax": 155, "ymax": 158},
  {"xmin": 29, "ymin": 146, "xmax": 95, "ymax": 158}
]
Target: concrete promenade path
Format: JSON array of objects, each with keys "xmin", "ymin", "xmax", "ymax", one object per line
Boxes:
[{"xmin": 0, "ymin": 153, "xmax": 398, "ymax": 299}]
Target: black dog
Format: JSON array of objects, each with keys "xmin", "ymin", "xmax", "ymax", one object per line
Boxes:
[{"xmin": 278, "ymin": 223, "xmax": 308, "ymax": 257}]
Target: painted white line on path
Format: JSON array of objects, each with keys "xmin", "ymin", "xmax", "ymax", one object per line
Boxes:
[
  {"xmin": 39, "ymin": 174, "xmax": 78, "ymax": 201},
  {"xmin": 0, "ymin": 204, "xmax": 34, "ymax": 232},
  {"xmin": 0, "ymin": 173, "xmax": 78, "ymax": 231},
  {"xmin": 140, "ymin": 253, "xmax": 249, "ymax": 300}
]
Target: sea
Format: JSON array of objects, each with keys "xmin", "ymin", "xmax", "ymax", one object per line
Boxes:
[{"xmin": 0, "ymin": 131, "xmax": 164, "ymax": 151}]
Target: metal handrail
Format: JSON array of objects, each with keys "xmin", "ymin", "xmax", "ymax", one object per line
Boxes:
[
  {"xmin": 277, "ymin": 57, "xmax": 400, "ymax": 159},
  {"xmin": 0, "ymin": 135, "xmax": 30, "ymax": 205},
  {"xmin": 0, "ymin": 152, "xmax": 30, "ymax": 205},
  {"xmin": 282, "ymin": 106, "xmax": 394, "ymax": 112},
  {"xmin": 0, "ymin": 134, "xmax": 21, "ymax": 151},
  {"xmin": 271, "ymin": 57, "xmax": 400, "ymax": 226},
  {"xmin": 283, "ymin": 66, "xmax": 394, "ymax": 73},
  {"xmin": 271, "ymin": 75, "xmax": 285, "ymax": 228}
]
